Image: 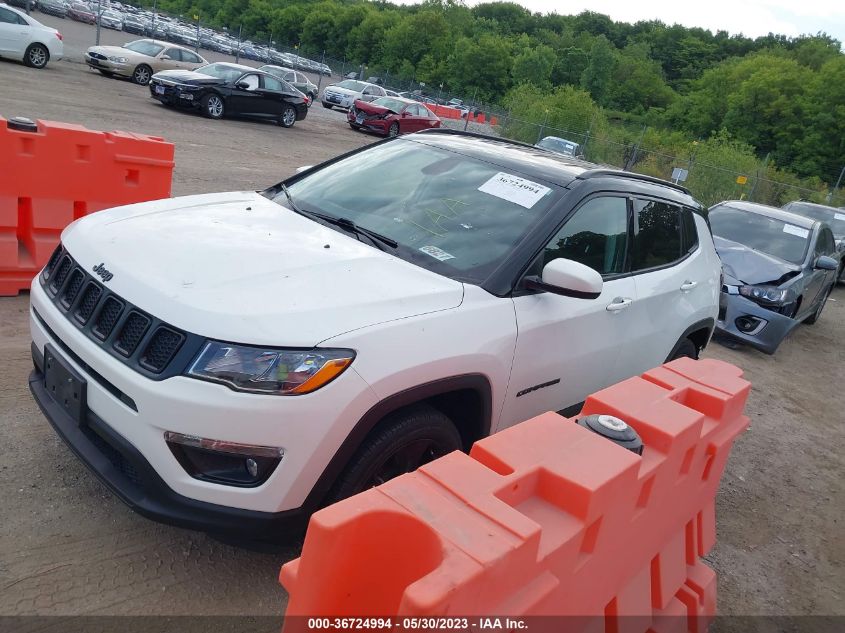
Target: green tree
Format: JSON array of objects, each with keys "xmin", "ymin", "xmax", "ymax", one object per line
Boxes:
[
  {"xmin": 580, "ymin": 35, "xmax": 616, "ymax": 105},
  {"xmin": 512, "ymin": 43, "xmax": 556, "ymax": 88}
]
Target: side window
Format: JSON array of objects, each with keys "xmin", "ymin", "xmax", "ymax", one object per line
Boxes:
[
  {"xmin": 538, "ymin": 197, "xmax": 629, "ymax": 276},
  {"xmin": 362, "ymin": 86, "xmax": 375, "ymax": 95},
  {"xmin": 262, "ymin": 75, "xmax": 283, "ymax": 91},
  {"xmin": 632, "ymin": 199, "xmax": 682, "ymax": 271},
  {"xmin": 283, "ymin": 72, "xmax": 295, "ymax": 82},
  {"xmin": 407, "ymin": 104, "xmax": 421, "ymax": 116},
  {"xmin": 164, "ymin": 48, "xmax": 182, "ymax": 61},
  {"xmin": 182, "ymin": 51, "xmax": 202, "ymax": 64},
  {"xmin": 239, "ymin": 74, "xmax": 259, "ymax": 91},
  {"xmin": 295, "ymin": 72, "xmax": 306, "ymax": 84},
  {"xmin": 816, "ymin": 227, "xmax": 835, "ymax": 256},
  {"xmin": 0, "ymin": 8, "xmax": 21, "ymax": 23},
  {"xmin": 681, "ymin": 208, "xmax": 699, "ymax": 254}
]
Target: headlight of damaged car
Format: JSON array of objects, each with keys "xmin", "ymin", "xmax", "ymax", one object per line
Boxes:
[
  {"xmin": 187, "ymin": 342, "xmax": 355, "ymax": 395},
  {"xmin": 738, "ymin": 285, "xmax": 790, "ymax": 304}
]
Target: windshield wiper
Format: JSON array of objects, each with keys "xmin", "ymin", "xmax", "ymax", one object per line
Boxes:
[{"xmin": 279, "ymin": 184, "xmax": 398, "ymax": 250}]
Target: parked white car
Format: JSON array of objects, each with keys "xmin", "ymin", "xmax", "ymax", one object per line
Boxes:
[
  {"xmin": 28, "ymin": 129, "xmax": 720, "ymax": 540},
  {"xmin": 0, "ymin": 2, "xmax": 63, "ymax": 69},
  {"xmin": 322, "ymin": 78, "xmax": 385, "ymax": 110}
]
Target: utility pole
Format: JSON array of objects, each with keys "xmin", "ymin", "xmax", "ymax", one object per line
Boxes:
[
  {"xmin": 151, "ymin": 0, "xmax": 157, "ymax": 39},
  {"xmin": 826, "ymin": 165, "xmax": 845, "ymax": 203},
  {"xmin": 749, "ymin": 152, "xmax": 770, "ymax": 202},
  {"xmin": 536, "ymin": 109, "xmax": 549, "ymax": 143},
  {"xmin": 95, "ymin": 0, "xmax": 102, "ymax": 45},
  {"xmin": 235, "ymin": 25, "xmax": 242, "ymax": 64},
  {"xmin": 316, "ymin": 50, "xmax": 326, "ymax": 94},
  {"xmin": 195, "ymin": 15, "xmax": 200, "ymax": 53},
  {"xmin": 626, "ymin": 124, "xmax": 647, "ymax": 171},
  {"xmin": 463, "ymin": 87, "xmax": 478, "ymax": 131}
]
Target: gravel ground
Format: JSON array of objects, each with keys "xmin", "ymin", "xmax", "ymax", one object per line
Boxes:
[{"xmin": 0, "ymin": 19, "xmax": 843, "ymax": 623}]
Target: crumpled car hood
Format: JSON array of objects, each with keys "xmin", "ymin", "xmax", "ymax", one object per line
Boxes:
[{"xmin": 714, "ymin": 236, "xmax": 801, "ymax": 286}]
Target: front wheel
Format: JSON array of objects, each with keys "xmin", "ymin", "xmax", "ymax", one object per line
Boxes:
[
  {"xmin": 279, "ymin": 105, "xmax": 297, "ymax": 128},
  {"xmin": 388, "ymin": 122, "xmax": 400, "ymax": 137},
  {"xmin": 202, "ymin": 93, "xmax": 224, "ymax": 119},
  {"xmin": 321, "ymin": 102, "xmax": 332, "ymax": 109},
  {"xmin": 24, "ymin": 44, "xmax": 49, "ymax": 69},
  {"xmin": 804, "ymin": 286, "xmax": 832, "ymax": 325},
  {"xmin": 666, "ymin": 337, "xmax": 698, "ymax": 361},
  {"xmin": 131, "ymin": 64, "xmax": 152, "ymax": 85},
  {"xmin": 326, "ymin": 404, "xmax": 462, "ymax": 504}
]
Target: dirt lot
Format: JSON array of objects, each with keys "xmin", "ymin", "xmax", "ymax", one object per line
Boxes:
[{"xmin": 1, "ymin": 39, "xmax": 843, "ymax": 623}]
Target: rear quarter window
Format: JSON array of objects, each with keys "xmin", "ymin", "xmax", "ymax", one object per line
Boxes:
[{"xmin": 633, "ymin": 199, "xmax": 683, "ymax": 270}]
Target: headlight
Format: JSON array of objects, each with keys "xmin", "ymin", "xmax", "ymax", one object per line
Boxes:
[
  {"xmin": 187, "ymin": 341, "xmax": 355, "ymax": 395},
  {"xmin": 108, "ymin": 56, "xmax": 127, "ymax": 63},
  {"xmin": 739, "ymin": 285, "xmax": 788, "ymax": 304}
]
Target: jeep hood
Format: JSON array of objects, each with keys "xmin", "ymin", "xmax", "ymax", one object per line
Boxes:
[
  {"xmin": 61, "ymin": 191, "xmax": 464, "ymax": 346},
  {"xmin": 714, "ymin": 236, "xmax": 801, "ymax": 286}
]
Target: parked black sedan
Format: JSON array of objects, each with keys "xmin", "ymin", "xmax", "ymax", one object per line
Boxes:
[
  {"xmin": 709, "ymin": 200, "xmax": 839, "ymax": 354},
  {"xmin": 148, "ymin": 62, "xmax": 309, "ymax": 128}
]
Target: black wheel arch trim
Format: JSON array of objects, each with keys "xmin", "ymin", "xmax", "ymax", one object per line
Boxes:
[
  {"xmin": 670, "ymin": 317, "xmax": 715, "ymax": 357},
  {"xmin": 303, "ymin": 373, "xmax": 493, "ymax": 509}
]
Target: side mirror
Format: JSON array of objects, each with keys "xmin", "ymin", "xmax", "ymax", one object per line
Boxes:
[
  {"xmin": 235, "ymin": 81, "xmax": 250, "ymax": 90},
  {"xmin": 295, "ymin": 165, "xmax": 313, "ymax": 174},
  {"xmin": 815, "ymin": 255, "xmax": 839, "ymax": 271},
  {"xmin": 401, "ymin": 111, "xmax": 410, "ymax": 117},
  {"xmin": 525, "ymin": 258, "xmax": 603, "ymax": 299}
]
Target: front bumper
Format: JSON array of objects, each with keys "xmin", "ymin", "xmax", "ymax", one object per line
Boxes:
[
  {"xmin": 149, "ymin": 82, "xmax": 202, "ymax": 107},
  {"xmin": 323, "ymin": 92, "xmax": 353, "ymax": 109},
  {"xmin": 29, "ymin": 352, "xmax": 304, "ymax": 540},
  {"xmin": 715, "ymin": 292, "xmax": 800, "ymax": 354},
  {"xmin": 85, "ymin": 54, "xmax": 130, "ymax": 76}
]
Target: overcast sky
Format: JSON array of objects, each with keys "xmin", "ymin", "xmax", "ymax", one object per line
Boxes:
[{"xmin": 399, "ymin": 0, "xmax": 845, "ymax": 42}]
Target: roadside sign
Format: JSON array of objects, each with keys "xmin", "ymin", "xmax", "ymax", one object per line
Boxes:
[
  {"xmin": 736, "ymin": 175, "xmax": 748, "ymax": 185},
  {"xmin": 671, "ymin": 167, "xmax": 689, "ymax": 183}
]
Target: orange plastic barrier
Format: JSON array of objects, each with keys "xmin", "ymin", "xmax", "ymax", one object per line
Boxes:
[
  {"xmin": 430, "ymin": 104, "xmax": 463, "ymax": 120},
  {"xmin": 0, "ymin": 116, "xmax": 174, "ymax": 296},
  {"xmin": 280, "ymin": 358, "xmax": 750, "ymax": 632}
]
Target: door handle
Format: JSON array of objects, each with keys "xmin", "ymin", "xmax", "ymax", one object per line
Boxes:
[
  {"xmin": 680, "ymin": 281, "xmax": 698, "ymax": 292},
  {"xmin": 606, "ymin": 297, "xmax": 633, "ymax": 312}
]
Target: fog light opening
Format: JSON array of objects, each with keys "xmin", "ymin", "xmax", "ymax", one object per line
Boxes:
[
  {"xmin": 735, "ymin": 315, "xmax": 766, "ymax": 335},
  {"xmin": 164, "ymin": 431, "xmax": 283, "ymax": 487}
]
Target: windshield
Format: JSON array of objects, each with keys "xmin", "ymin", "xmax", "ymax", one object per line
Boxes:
[
  {"xmin": 335, "ymin": 80, "xmax": 367, "ymax": 91},
  {"xmin": 710, "ymin": 205, "xmax": 810, "ymax": 265},
  {"xmin": 783, "ymin": 202, "xmax": 845, "ymax": 237},
  {"xmin": 123, "ymin": 40, "xmax": 163, "ymax": 56},
  {"xmin": 272, "ymin": 139, "xmax": 560, "ymax": 283},
  {"xmin": 102, "ymin": 10, "xmax": 120, "ymax": 18},
  {"xmin": 371, "ymin": 97, "xmax": 408, "ymax": 113},
  {"xmin": 195, "ymin": 63, "xmax": 242, "ymax": 82}
]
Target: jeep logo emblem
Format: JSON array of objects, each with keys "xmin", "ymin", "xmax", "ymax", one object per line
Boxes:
[{"xmin": 92, "ymin": 263, "xmax": 113, "ymax": 282}]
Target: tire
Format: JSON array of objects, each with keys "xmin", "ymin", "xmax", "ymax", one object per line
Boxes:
[
  {"xmin": 279, "ymin": 105, "xmax": 296, "ymax": 128},
  {"xmin": 666, "ymin": 337, "xmax": 698, "ymax": 362},
  {"xmin": 327, "ymin": 404, "xmax": 462, "ymax": 504},
  {"xmin": 131, "ymin": 64, "xmax": 152, "ymax": 85},
  {"xmin": 388, "ymin": 122, "xmax": 400, "ymax": 137},
  {"xmin": 201, "ymin": 93, "xmax": 224, "ymax": 119},
  {"xmin": 24, "ymin": 44, "xmax": 49, "ymax": 69},
  {"xmin": 322, "ymin": 102, "xmax": 333, "ymax": 109},
  {"xmin": 804, "ymin": 285, "xmax": 832, "ymax": 325}
]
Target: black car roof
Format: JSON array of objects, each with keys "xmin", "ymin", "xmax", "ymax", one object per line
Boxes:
[
  {"xmin": 714, "ymin": 200, "xmax": 817, "ymax": 230},
  {"xmin": 409, "ymin": 129, "xmax": 697, "ymax": 205}
]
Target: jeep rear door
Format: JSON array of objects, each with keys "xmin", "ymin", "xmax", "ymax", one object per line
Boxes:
[{"xmin": 499, "ymin": 195, "xmax": 638, "ymax": 429}]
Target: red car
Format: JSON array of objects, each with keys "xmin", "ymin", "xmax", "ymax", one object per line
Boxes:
[
  {"xmin": 68, "ymin": 2, "xmax": 97, "ymax": 24},
  {"xmin": 348, "ymin": 96, "xmax": 441, "ymax": 137}
]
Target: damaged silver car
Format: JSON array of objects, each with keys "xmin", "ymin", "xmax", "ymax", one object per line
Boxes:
[{"xmin": 709, "ymin": 201, "xmax": 839, "ymax": 354}]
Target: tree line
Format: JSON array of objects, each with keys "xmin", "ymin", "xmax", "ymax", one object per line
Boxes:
[{"xmin": 146, "ymin": 0, "xmax": 844, "ymax": 186}]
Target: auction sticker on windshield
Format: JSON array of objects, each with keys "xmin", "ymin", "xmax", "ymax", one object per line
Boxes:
[
  {"xmin": 783, "ymin": 224, "xmax": 809, "ymax": 239},
  {"xmin": 419, "ymin": 245, "xmax": 455, "ymax": 261},
  {"xmin": 478, "ymin": 172, "xmax": 551, "ymax": 209}
]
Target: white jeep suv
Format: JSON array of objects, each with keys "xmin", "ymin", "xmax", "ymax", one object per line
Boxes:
[{"xmin": 28, "ymin": 130, "xmax": 720, "ymax": 539}]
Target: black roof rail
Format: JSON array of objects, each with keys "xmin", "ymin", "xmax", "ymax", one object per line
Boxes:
[{"xmin": 578, "ymin": 169, "xmax": 692, "ymax": 196}]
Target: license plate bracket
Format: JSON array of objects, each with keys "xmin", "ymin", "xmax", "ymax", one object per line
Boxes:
[
  {"xmin": 155, "ymin": 85, "xmax": 165, "ymax": 95},
  {"xmin": 44, "ymin": 344, "xmax": 87, "ymax": 426},
  {"xmin": 356, "ymin": 113, "xmax": 364, "ymax": 124}
]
